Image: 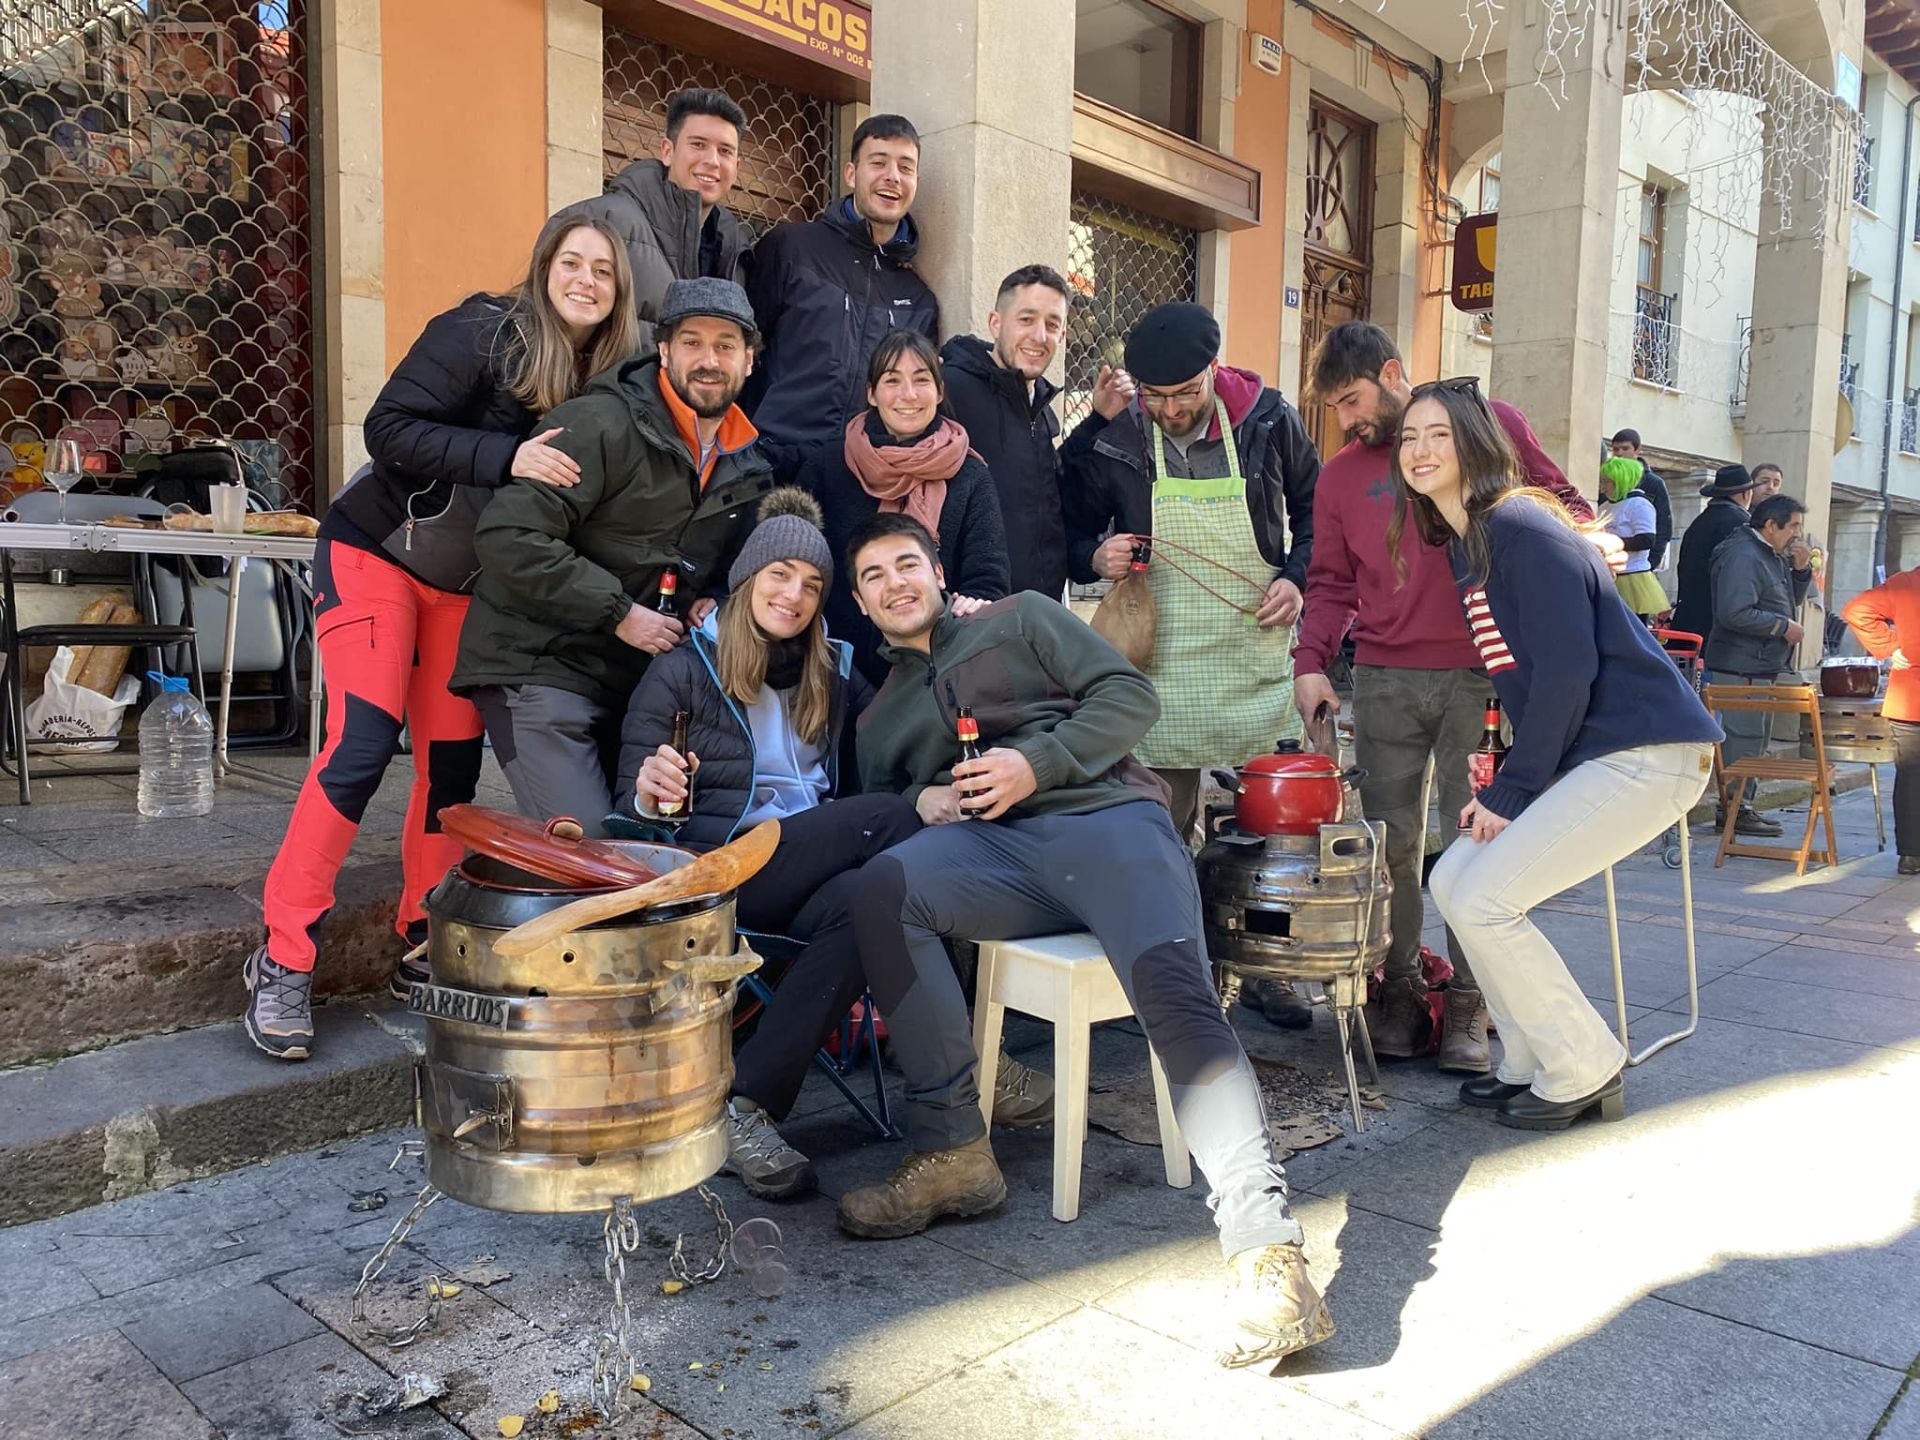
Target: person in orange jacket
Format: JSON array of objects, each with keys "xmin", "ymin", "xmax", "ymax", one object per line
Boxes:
[{"xmin": 1840, "ymin": 567, "xmax": 1920, "ymax": 873}]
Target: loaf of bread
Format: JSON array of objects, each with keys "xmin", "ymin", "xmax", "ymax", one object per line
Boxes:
[
  {"xmin": 161, "ymin": 510, "xmax": 319, "ymax": 537},
  {"xmin": 73, "ymin": 600, "xmax": 143, "ymax": 696}
]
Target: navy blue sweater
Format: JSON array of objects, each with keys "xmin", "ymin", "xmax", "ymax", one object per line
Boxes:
[{"xmin": 1448, "ymin": 497, "xmax": 1721, "ymax": 819}]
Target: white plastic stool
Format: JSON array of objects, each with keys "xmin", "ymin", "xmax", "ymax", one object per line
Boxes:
[{"xmin": 972, "ymin": 932, "xmax": 1192, "ymax": 1222}]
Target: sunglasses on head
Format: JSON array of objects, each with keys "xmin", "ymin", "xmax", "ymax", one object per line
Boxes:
[{"xmin": 1410, "ymin": 375, "xmax": 1484, "ymax": 399}]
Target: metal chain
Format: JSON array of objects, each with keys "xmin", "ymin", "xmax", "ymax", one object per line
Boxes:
[
  {"xmin": 668, "ymin": 1183, "xmax": 734, "ymax": 1286},
  {"xmin": 349, "ymin": 1181, "xmax": 444, "ymax": 1350},
  {"xmin": 592, "ymin": 1195, "xmax": 644, "ymax": 1419}
]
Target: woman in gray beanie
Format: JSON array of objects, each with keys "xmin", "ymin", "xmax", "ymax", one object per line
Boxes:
[{"xmin": 612, "ymin": 487, "xmax": 922, "ymax": 1201}]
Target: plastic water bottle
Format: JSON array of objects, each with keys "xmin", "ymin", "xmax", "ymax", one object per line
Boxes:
[{"xmin": 137, "ymin": 671, "xmax": 214, "ymax": 818}]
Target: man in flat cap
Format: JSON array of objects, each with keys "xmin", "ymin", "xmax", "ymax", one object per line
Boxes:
[
  {"xmin": 453, "ymin": 277, "xmax": 774, "ymax": 832},
  {"xmin": 1064, "ymin": 301, "xmax": 1319, "ymax": 843}
]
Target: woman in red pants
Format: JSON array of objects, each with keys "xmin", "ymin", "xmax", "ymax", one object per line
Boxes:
[{"xmin": 244, "ymin": 213, "xmax": 639, "ymax": 1060}]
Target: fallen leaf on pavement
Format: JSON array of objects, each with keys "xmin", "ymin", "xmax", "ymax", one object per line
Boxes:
[
  {"xmin": 1269, "ymin": 1113, "xmax": 1343, "ymax": 1153},
  {"xmin": 453, "ymin": 1257, "xmax": 513, "ymax": 1287},
  {"xmin": 660, "ymin": 1280, "xmax": 685, "ymax": 1295},
  {"xmin": 536, "ymin": 1390, "xmax": 560, "ymax": 1414},
  {"xmin": 347, "ymin": 1189, "xmax": 388, "ymax": 1213},
  {"xmin": 630, "ymin": 1374, "xmax": 652, "ymax": 1393},
  {"xmin": 426, "ymin": 1277, "xmax": 461, "ymax": 1300},
  {"xmin": 497, "ymin": 1417, "xmax": 524, "ymax": 1438}
]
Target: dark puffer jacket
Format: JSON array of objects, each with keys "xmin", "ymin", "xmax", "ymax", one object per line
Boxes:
[
  {"xmin": 742, "ymin": 198, "xmax": 940, "ymax": 480},
  {"xmin": 450, "ymin": 353, "xmax": 773, "ymax": 706},
  {"xmin": 329, "ymin": 294, "xmax": 536, "ymax": 585},
  {"xmin": 799, "ymin": 414, "xmax": 1011, "ymax": 685},
  {"xmin": 614, "ymin": 622, "xmax": 870, "ymax": 851},
  {"xmin": 939, "ymin": 334, "xmax": 1083, "ymax": 600},
  {"xmin": 562, "ymin": 159, "xmax": 748, "ymax": 326}
]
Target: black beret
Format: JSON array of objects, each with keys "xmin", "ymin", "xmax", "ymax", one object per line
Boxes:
[{"xmin": 1123, "ymin": 302, "xmax": 1220, "ymax": 387}]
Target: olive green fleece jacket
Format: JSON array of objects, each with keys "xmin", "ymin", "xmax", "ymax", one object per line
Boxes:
[
  {"xmin": 855, "ymin": 592, "xmax": 1170, "ymax": 819},
  {"xmin": 451, "ymin": 353, "xmax": 773, "ymax": 706}
]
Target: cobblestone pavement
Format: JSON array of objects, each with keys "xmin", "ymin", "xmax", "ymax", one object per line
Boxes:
[{"xmin": 2, "ymin": 784, "xmax": 1917, "ymax": 1439}]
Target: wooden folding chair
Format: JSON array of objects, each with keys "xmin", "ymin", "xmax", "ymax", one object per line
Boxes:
[{"xmin": 1702, "ymin": 683, "xmax": 1837, "ymax": 875}]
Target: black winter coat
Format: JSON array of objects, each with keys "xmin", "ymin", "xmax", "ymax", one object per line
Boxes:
[
  {"xmin": 799, "ymin": 416, "xmax": 1012, "ymax": 685},
  {"xmin": 1672, "ymin": 496, "xmax": 1750, "ymax": 641},
  {"xmin": 1634, "ymin": 461, "xmax": 1675, "ymax": 568},
  {"xmin": 613, "ymin": 624, "xmax": 869, "ymax": 851},
  {"xmin": 1060, "ymin": 381, "xmax": 1318, "ymax": 589},
  {"xmin": 562, "ymin": 159, "xmax": 748, "ymax": 326},
  {"xmin": 742, "ymin": 199, "xmax": 940, "ymax": 481},
  {"xmin": 331, "ymin": 294, "xmax": 537, "ymax": 584},
  {"xmin": 939, "ymin": 334, "xmax": 1074, "ymax": 600}
]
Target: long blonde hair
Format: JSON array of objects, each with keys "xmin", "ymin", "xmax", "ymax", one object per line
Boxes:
[
  {"xmin": 715, "ymin": 583, "xmax": 835, "ymax": 746},
  {"xmin": 501, "ymin": 212, "xmax": 640, "ymax": 413}
]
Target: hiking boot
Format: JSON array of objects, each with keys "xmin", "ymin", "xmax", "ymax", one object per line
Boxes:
[
  {"xmin": 836, "ymin": 1136, "xmax": 1006, "ymax": 1239},
  {"xmin": 1244, "ymin": 976, "xmax": 1315, "ymax": 1031},
  {"xmin": 1366, "ymin": 976, "xmax": 1430, "ymax": 1059},
  {"xmin": 390, "ymin": 940, "xmax": 430, "ymax": 1003},
  {"xmin": 991, "ymin": 1052, "xmax": 1055, "ymax": 1128},
  {"xmin": 1718, "ymin": 806, "xmax": 1783, "ymax": 838},
  {"xmin": 243, "ymin": 946, "xmax": 313, "ymax": 1061},
  {"xmin": 723, "ymin": 1097, "xmax": 817, "ymax": 1201},
  {"xmin": 1218, "ymin": 1242, "xmax": 1336, "ymax": 1370},
  {"xmin": 1436, "ymin": 987, "xmax": 1492, "ymax": 1074}
]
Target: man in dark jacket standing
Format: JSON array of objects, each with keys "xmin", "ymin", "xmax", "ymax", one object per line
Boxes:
[
  {"xmin": 940, "ymin": 264, "xmax": 1136, "ymax": 601},
  {"xmin": 453, "ymin": 279, "xmax": 773, "ymax": 832},
  {"xmin": 1673, "ymin": 464, "xmax": 1760, "ymax": 642},
  {"xmin": 1705, "ymin": 492, "xmax": 1813, "ymax": 836},
  {"xmin": 1608, "ymin": 429, "xmax": 1674, "ymax": 568},
  {"xmin": 566, "ymin": 88, "xmax": 750, "ymax": 325},
  {"xmin": 1064, "ymin": 301, "xmax": 1317, "ymax": 840},
  {"xmin": 743, "ymin": 114, "xmax": 938, "ymax": 481}
]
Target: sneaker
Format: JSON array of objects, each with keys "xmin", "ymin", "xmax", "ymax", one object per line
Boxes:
[
  {"xmin": 1900, "ymin": 855, "xmax": 1920, "ymax": 876},
  {"xmin": 243, "ymin": 946, "xmax": 313, "ymax": 1061},
  {"xmin": 836, "ymin": 1136, "xmax": 1006, "ymax": 1239},
  {"xmin": 1218, "ymin": 1242, "xmax": 1337, "ymax": 1370},
  {"xmin": 723, "ymin": 1098, "xmax": 817, "ymax": 1201},
  {"xmin": 390, "ymin": 940, "xmax": 430, "ymax": 1003},
  {"xmin": 991, "ymin": 1052, "xmax": 1055, "ymax": 1127}
]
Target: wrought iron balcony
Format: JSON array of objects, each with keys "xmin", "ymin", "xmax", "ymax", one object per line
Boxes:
[{"xmin": 1633, "ymin": 290, "xmax": 1677, "ymax": 387}]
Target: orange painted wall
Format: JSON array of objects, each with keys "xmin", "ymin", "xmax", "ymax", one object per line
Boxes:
[
  {"xmin": 381, "ymin": 0, "xmax": 550, "ymax": 369},
  {"xmin": 1224, "ymin": 0, "xmax": 1289, "ymax": 386},
  {"xmin": 1408, "ymin": 98, "xmax": 1452, "ymax": 384}
]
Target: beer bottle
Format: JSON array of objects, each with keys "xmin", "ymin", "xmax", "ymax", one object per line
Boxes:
[
  {"xmin": 656, "ymin": 569, "xmax": 679, "ymax": 617},
  {"xmin": 1129, "ymin": 539, "xmax": 1151, "ymax": 572},
  {"xmin": 955, "ymin": 704, "xmax": 987, "ymax": 818},
  {"xmin": 1468, "ymin": 698, "xmax": 1507, "ymax": 797},
  {"xmin": 659, "ymin": 709, "xmax": 691, "ymax": 819}
]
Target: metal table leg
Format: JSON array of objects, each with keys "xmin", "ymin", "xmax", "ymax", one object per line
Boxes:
[{"xmin": 210, "ymin": 555, "xmax": 307, "ymax": 793}]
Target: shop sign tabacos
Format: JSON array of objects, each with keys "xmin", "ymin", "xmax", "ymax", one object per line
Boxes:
[
  {"xmin": 1452, "ymin": 213, "xmax": 1496, "ymax": 312},
  {"xmin": 662, "ymin": 0, "xmax": 872, "ymax": 76}
]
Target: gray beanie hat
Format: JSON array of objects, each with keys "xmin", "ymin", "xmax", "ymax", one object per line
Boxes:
[{"xmin": 728, "ymin": 487, "xmax": 834, "ymax": 592}]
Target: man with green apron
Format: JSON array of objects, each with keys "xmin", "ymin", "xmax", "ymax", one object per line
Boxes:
[{"xmin": 1064, "ymin": 302, "xmax": 1320, "ymax": 1025}]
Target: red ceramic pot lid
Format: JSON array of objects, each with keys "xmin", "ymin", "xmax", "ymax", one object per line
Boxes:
[{"xmin": 437, "ymin": 804, "xmax": 659, "ymax": 889}]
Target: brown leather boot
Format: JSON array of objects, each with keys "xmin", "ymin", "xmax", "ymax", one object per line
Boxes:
[
  {"xmin": 835, "ymin": 1136, "xmax": 1007, "ymax": 1239},
  {"xmin": 1436, "ymin": 987, "xmax": 1492, "ymax": 1074},
  {"xmin": 1217, "ymin": 1243, "xmax": 1336, "ymax": 1369},
  {"xmin": 1366, "ymin": 976, "xmax": 1430, "ymax": 1059}
]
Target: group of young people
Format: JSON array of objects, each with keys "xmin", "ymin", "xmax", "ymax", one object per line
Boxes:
[{"xmin": 229, "ymin": 83, "xmax": 1762, "ymax": 1372}]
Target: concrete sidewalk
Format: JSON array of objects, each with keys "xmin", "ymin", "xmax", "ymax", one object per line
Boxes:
[{"xmin": 1, "ymin": 782, "xmax": 1916, "ymax": 1439}]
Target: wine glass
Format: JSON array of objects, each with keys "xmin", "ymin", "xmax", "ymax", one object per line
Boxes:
[{"xmin": 44, "ymin": 438, "xmax": 83, "ymax": 525}]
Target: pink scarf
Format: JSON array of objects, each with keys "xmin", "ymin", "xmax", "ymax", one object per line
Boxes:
[{"xmin": 843, "ymin": 412, "xmax": 971, "ymax": 536}]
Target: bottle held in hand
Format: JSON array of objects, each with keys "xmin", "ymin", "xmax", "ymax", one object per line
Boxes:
[
  {"xmin": 656, "ymin": 569, "xmax": 679, "ymax": 617},
  {"xmin": 659, "ymin": 709, "xmax": 692, "ymax": 820},
  {"xmin": 955, "ymin": 704, "xmax": 987, "ymax": 819},
  {"xmin": 1461, "ymin": 698, "xmax": 1507, "ymax": 828}
]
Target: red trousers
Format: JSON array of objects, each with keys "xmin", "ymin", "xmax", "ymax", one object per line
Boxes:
[{"xmin": 262, "ymin": 540, "xmax": 484, "ymax": 972}]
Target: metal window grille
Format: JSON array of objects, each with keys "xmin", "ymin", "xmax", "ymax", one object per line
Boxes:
[
  {"xmin": 0, "ymin": 1, "xmax": 314, "ymax": 507},
  {"xmin": 1901, "ymin": 388, "xmax": 1918, "ymax": 455},
  {"xmin": 1840, "ymin": 332, "xmax": 1861, "ymax": 437},
  {"xmin": 1632, "ymin": 290, "xmax": 1677, "ymax": 387},
  {"xmin": 602, "ymin": 29, "xmax": 836, "ymax": 246},
  {"xmin": 1063, "ymin": 191, "xmax": 1198, "ymax": 433},
  {"xmin": 1853, "ymin": 135, "xmax": 1874, "ymax": 210},
  {"xmin": 1728, "ymin": 313, "xmax": 1751, "ymax": 417}
]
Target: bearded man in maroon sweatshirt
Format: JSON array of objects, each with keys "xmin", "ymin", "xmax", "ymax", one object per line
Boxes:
[{"xmin": 1292, "ymin": 323, "xmax": 1598, "ymax": 1073}]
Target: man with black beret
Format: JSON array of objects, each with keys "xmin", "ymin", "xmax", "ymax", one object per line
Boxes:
[{"xmin": 1062, "ymin": 301, "xmax": 1319, "ymax": 841}]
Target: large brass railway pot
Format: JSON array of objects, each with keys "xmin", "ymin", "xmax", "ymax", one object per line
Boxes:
[
  {"xmin": 1196, "ymin": 821, "xmax": 1392, "ymax": 986},
  {"xmin": 413, "ymin": 843, "xmax": 748, "ymax": 1214}
]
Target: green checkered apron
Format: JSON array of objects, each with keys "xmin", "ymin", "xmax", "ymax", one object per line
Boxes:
[{"xmin": 1135, "ymin": 398, "xmax": 1300, "ymax": 770}]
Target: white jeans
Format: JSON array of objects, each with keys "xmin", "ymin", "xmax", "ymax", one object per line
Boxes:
[{"xmin": 1429, "ymin": 742, "xmax": 1714, "ymax": 1101}]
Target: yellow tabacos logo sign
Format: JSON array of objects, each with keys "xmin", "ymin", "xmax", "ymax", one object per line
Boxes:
[{"xmin": 675, "ymin": 0, "xmax": 872, "ymax": 75}]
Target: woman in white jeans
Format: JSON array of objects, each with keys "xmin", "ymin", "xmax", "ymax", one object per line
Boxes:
[{"xmin": 1385, "ymin": 380, "xmax": 1721, "ymax": 1131}]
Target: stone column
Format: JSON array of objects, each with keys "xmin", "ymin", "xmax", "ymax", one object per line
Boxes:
[
  {"xmin": 869, "ymin": 0, "xmax": 1075, "ymax": 349},
  {"xmin": 545, "ymin": 0, "xmax": 604, "ymax": 214},
  {"xmin": 1488, "ymin": 2, "xmax": 1628, "ymax": 491},
  {"xmin": 313, "ymin": 0, "xmax": 385, "ymax": 500}
]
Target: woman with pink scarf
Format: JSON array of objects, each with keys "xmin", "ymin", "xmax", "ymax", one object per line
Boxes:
[{"xmin": 803, "ymin": 329, "xmax": 1010, "ymax": 683}]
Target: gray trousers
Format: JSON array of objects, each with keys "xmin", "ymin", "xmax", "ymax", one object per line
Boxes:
[
  {"xmin": 1708, "ymin": 669, "xmax": 1781, "ymax": 808},
  {"xmin": 1153, "ymin": 767, "xmax": 1204, "ymax": 846},
  {"xmin": 849, "ymin": 800, "xmax": 1303, "ymax": 1257},
  {"xmin": 1350, "ymin": 664, "xmax": 1486, "ymax": 989},
  {"xmin": 471, "ymin": 683, "xmax": 620, "ymax": 837}
]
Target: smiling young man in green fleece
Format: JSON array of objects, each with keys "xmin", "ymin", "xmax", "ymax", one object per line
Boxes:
[{"xmin": 836, "ymin": 510, "xmax": 1334, "ymax": 1373}]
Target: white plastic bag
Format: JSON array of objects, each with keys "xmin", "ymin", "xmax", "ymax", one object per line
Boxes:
[{"xmin": 25, "ymin": 646, "xmax": 142, "ymax": 754}]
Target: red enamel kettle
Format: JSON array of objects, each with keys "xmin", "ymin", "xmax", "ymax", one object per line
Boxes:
[{"xmin": 1209, "ymin": 740, "xmax": 1365, "ymax": 837}]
